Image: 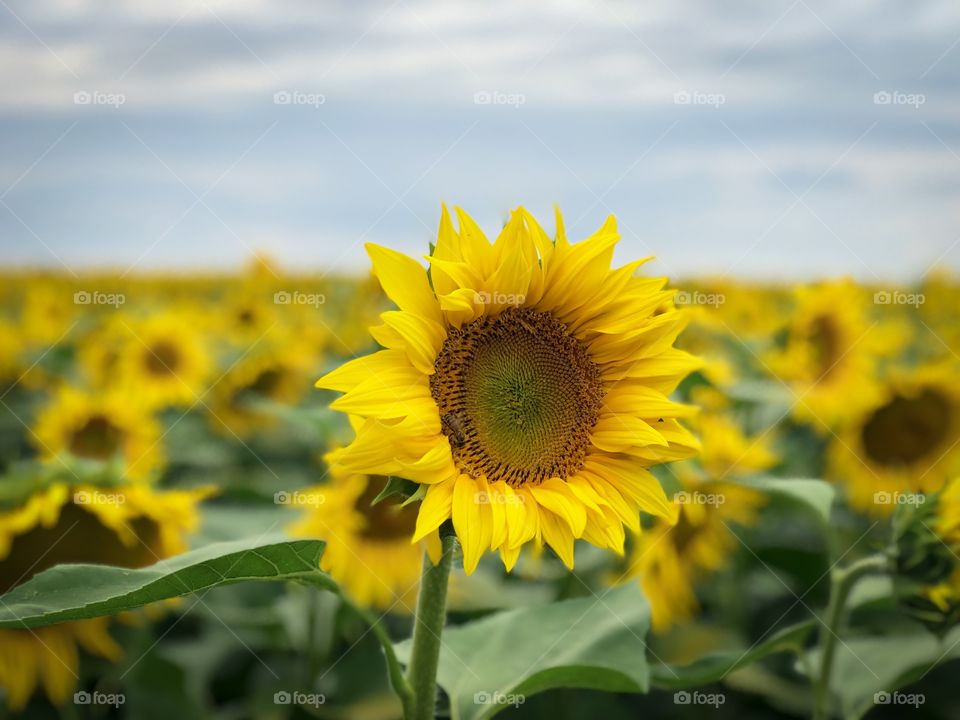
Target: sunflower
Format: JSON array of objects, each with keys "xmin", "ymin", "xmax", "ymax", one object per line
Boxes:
[
  {"xmin": 829, "ymin": 365, "xmax": 960, "ymax": 517},
  {"xmin": 316, "ymin": 206, "xmax": 700, "ymax": 574},
  {"xmin": 625, "ymin": 479, "xmax": 766, "ymax": 632},
  {"xmin": 765, "ymin": 279, "xmax": 902, "ymax": 431},
  {"xmin": 288, "ymin": 447, "xmax": 438, "ymax": 610},
  {"xmin": 208, "ymin": 342, "xmax": 312, "ymax": 437},
  {"xmin": 690, "ymin": 408, "xmax": 779, "ymax": 482},
  {"xmin": 114, "ymin": 312, "xmax": 213, "ymax": 409},
  {"xmin": 0, "ymin": 482, "xmax": 211, "ymax": 710},
  {"xmin": 32, "ymin": 386, "xmax": 164, "ymax": 481}
]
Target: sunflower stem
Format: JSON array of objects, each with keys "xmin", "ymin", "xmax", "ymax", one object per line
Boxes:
[
  {"xmin": 812, "ymin": 554, "xmax": 888, "ymax": 720},
  {"xmin": 406, "ymin": 529, "xmax": 456, "ymax": 720}
]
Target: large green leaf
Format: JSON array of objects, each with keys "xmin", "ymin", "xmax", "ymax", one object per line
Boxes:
[
  {"xmin": 749, "ymin": 477, "xmax": 836, "ymax": 526},
  {"xmin": 804, "ymin": 626, "xmax": 960, "ymax": 719},
  {"xmin": 650, "ymin": 620, "xmax": 816, "ymax": 689},
  {"xmin": 0, "ymin": 536, "xmax": 330, "ymax": 629},
  {"xmin": 396, "ymin": 583, "xmax": 651, "ymax": 720}
]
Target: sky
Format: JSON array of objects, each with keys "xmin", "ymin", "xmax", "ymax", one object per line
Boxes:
[{"xmin": 0, "ymin": 0, "xmax": 958, "ymax": 281}]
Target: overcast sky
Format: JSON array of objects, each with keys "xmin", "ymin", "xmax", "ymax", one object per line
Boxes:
[{"xmin": 0, "ymin": 0, "xmax": 958, "ymax": 280}]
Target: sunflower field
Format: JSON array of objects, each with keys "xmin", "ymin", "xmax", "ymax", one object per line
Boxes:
[{"xmin": 1, "ymin": 209, "xmax": 960, "ymax": 720}]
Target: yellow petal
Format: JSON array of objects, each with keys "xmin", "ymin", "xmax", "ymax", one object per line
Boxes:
[{"xmin": 366, "ymin": 243, "xmax": 441, "ymax": 324}]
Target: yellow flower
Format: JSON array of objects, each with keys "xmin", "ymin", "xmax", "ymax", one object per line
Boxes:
[
  {"xmin": 207, "ymin": 342, "xmax": 312, "ymax": 437},
  {"xmin": 0, "ymin": 483, "xmax": 212, "ymax": 710},
  {"xmin": 692, "ymin": 410, "xmax": 779, "ymax": 481},
  {"xmin": 288, "ymin": 448, "xmax": 438, "ymax": 610},
  {"xmin": 32, "ymin": 386, "xmax": 164, "ymax": 481},
  {"xmin": 626, "ymin": 480, "xmax": 766, "ymax": 632},
  {"xmin": 317, "ymin": 206, "xmax": 701, "ymax": 574},
  {"xmin": 766, "ymin": 279, "xmax": 900, "ymax": 431},
  {"xmin": 829, "ymin": 364, "xmax": 960, "ymax": 517},
  {"xmin": 114, "ymin": 312, "xmax": 213, "ymax": 409}
]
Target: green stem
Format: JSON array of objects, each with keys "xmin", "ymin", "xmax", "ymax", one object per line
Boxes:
[
  {"xmin": 812, "ymin": 554, "xmax": 888, "ymax": 720},
  {"xmin": 406, "ymin": 530, "xmax": 456, "ymax": 720}
]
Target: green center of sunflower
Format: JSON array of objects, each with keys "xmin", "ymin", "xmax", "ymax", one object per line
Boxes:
[
  {"xmin": 430, "ymin": 308, "xmax": 604, "ymax": 487},
  {"xmin": 861, "ymin": 388, "xmax": 952, "ymax": 466},
  {"xmin": 355, "ymin": 476, "xmax": 419, "ymax": 541},
  {"xmin": 69, "ymin": 415, "xmax": 123, "ymax": 461},
  {"xmin": 145, "ymin": 340, "xmax": 181, "ymax": 376}
]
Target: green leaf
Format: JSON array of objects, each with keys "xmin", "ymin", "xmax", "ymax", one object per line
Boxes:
[
  {"xmin": 749, "ymin": 477, "xmax": 836, "ymax": 526},
  {"xmin": 396, "ymin": 583, "xmax": 651, "ymax": 720},
  {"xmin": 0, "ymin": 536, "xmax": 330, "ymax": 629},
  {"xmin": 371, "ymin": 476, "xmax": 421, "ymax": 506},
  {"xmin": 650, "ymin": 620, "xmax": 816, "ymax": 689}
]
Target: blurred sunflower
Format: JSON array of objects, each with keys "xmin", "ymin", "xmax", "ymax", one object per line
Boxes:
[
  {"xmin": 829, "ymin": 365, "xmax": 960, "ymax": 516},
  {"xmin": 0, "ymin": 483, "xmax": 211, "ymax": 710},
  {"xmin": 32, "ymin": 387, "xmax": 163, "ymax": 481},
  {"xmin": 317, "ymin": 206, "xmax": 700, "ymax": 574},
  {"xmin": 691, "ymin": 409, "xmax": 779, "ymax": 481},
  {"xmin": 0, "ymin": 319, "xmax": 20, "ymax": 383},
  {"xmin": 766, "ymin": 279, "xmax": 900, "ymax": 430},
  {"xmin": 288, "ymin": 447, "xmax": 438, "ymax": 610},
  {"xmin": 115, "ymin": 313, "xmax": 213, "ymax": 408},
  {"xmin": 626, "ymin": 480, "xmax": 766, "ymax": 632},
  {"xmin": 208, "ymin": 343, "xmax": 311, "ymax": 437}
]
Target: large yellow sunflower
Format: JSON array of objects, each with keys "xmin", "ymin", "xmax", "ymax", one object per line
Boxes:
[
  {"xmin": 288, "ymin": 447, "xmax": 438, "ymax": 610},
  {"xmin": 0, "ymin": 483, "xmax": 211, "ymax": 710},
  {"xmin": 32, "ymin": 387, "xmax": 164, "ymax": 481},
  {"xmin": 766, "ymin": 279, "xmax": 903, "ymax": 431},
  {"xmin": 829, "ymin": 364, "xmax": 960, "ymax": 517},
  {"xmin": 317, "ymin": 207, "xmax": 700, "ymax": 574}
]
